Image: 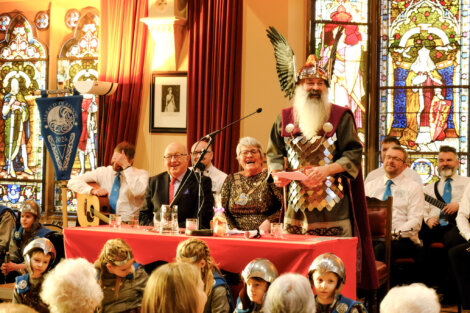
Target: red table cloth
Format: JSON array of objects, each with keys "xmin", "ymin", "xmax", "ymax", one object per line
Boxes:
[{"xmin": 64, "ymin": 225, "xmax": 358, "ymax": 298}]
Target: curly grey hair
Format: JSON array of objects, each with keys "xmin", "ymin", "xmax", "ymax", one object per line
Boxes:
[
  {"xmin": 380, "ymin": 283, "xmax": 440, "ymax": 313},
  {"xmin": 263, "ymin": 273, "xmax": 316, "ymax": 313},
  {"xmin": 236, "ymin": 137, "xmax": 263, "ymax": 157},
  {"xmin": 40, "ymin": 258, "xmax": 103, "ymax": 313}
]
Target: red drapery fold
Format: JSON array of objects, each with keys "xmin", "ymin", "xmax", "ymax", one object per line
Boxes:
[
  {"xmin": 98, "ymin": 0, "xmax": 148, "ymax": 165},
  {"xmin": 187, "ymin": 0, "xmax": 243, "ymax": 174}
]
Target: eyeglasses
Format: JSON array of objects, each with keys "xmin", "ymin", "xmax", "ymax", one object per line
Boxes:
[
  {"xmin": 191, "ymin": 150, "xmax": 212, "ymax": 156},
  {"xmin": 163, "ymin": 154, "xmax": 187, "ymax": 160},
  {"xmin": 239, "ymin": 149, "xmax": 259, "ymax": 157},
  {"xmin": 384, "ymin": 155, "xmax": 404, "ymax": 163}
]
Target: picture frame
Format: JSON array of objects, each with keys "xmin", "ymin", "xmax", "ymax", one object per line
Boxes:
[{"xmin": 150, "ymin": 71, "xmax": 187, "ymax": 133}]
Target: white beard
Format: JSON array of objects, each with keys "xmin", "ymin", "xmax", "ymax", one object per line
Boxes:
[
  {"xmin": 439, "ymin": 167, "xmax": 456, "ymax": 179},
  {"xmin": 293, "ymin": 85, "xmax": 331, "ymax": 140}
]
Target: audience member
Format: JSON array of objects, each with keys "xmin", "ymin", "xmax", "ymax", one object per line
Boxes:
[
  {"xmin": 221, "ymin": 137, "xmax": 282, "ymax": 232},
  {"xmin": 449, "ymin": 182, "xmax": 470, "ymax": 313},
  {"xmin": 308, "ymin": 253, "xmax": 367, "ymax": 313},
  {"xmin": 236, "ymin": 258, "xmax": 278, "ymax": 313},
  {"xmin": 94, "ymin": 238, "xmax": 148, "ymax": 313},
  {"xmin": 365, "ymin": 146, "xmax": 424, "ymax": 266},
  {"xmin": 0, "ymin": 303, "xmax": 38, "ymax": 313},
  {"xmin": 176, "ymin": 238, "xmax": 233, "ymax": 313},
  {"xmin": 263, "ymin": 273, "xmax": 316, "ymax": 313},
  {"xmin": 380, "ymin": 283, "xmax": 440, "ymax": 313},
  {"xmin": 0, "ymin": 204, "xmax": 17, "ymax": 283},
  {"xmin": 68, "ymin": 141, "xmax": 149, "ymax": 222},
  {"xmin": 40, "ymin": 258, "xmax": 103, "ymax": 313},
  {"xmin": 141, "ymin": 262, "xmax": 207, "ymax": 313},
  {"xmin": 1, "ymin": 201, "xmax": 54, "ymax": 282},
  {"xmin": 12, "ymin": 238, "xmax": 56, "ymax": 312},
  {"xmin": 139, "ymin": 142, "xmax": 214, "ymax": 228},
  {"xmin": 191, "ymin": 140, "xmax": 227, "ymax": 196},
  {"xmin": 365, "ymin": 136, "xmax": 423, "ymax": 186}
]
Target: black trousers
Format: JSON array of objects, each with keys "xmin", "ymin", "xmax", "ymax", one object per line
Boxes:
[{"xmin": 449, "ymin": 242, "xmax": 470, "ymax": 309}]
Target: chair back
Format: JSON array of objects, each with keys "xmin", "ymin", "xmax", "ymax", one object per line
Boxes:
[{"xmin": 366, "ymin": 196, "xmax": 392, "ymax": 291}]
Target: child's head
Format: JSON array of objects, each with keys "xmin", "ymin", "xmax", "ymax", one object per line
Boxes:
[
  {"xmin": 23, "ymin": 238, "xmax": 56, "ymax": 278},
  {"xmin": 95, "ymin": 238, "xmax": 134, "ymax": 278},
  {"xmin": 241, "ymin": 258, "xmax": 278, "ymax": 305},
  {"xmin": 142, "ymin": 262, "xmax": 207, "ymax": 313},
  {"xmin": 308, "ymin": 253, "xmax": 345, "ymax": 305},
  {"xmin": 20, "ymin": 201, "xmax": 41, "ymax": 230},
  {"xmin": 176, "ymin": 238, "xmax": 219, "ymax": 295}
]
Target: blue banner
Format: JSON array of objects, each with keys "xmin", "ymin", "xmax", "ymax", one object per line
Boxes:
[{"xmin": 36, "ymin": 91, "xmax": 83, "ymax": 181}]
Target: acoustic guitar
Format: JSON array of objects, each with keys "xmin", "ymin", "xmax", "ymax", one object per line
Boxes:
[
  {"xmin": 76, "ymin": 183, "xmax": 110, "ymax": 226},
  {"xmin": 424, "ymin": 194, "xmax": 446, "ymax": 210}
]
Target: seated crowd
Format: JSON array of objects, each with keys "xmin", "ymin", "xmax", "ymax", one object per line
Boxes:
[{"xmin": 0, "ymin": 135, "xmax": 469, "ymax": 312}]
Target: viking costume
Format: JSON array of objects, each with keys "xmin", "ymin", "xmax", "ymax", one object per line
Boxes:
[{"xmin": 265, "ymin": 27, "xmax": 378, "ymax": 290}]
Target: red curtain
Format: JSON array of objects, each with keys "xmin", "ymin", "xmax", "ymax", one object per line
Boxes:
[
  {"xmin": 98, "ymin": 0, "xmax": 148, "ymax": 165},
  {"xmin": 187, "ymin": 0, "xmax": 243, "ymax": 174}
]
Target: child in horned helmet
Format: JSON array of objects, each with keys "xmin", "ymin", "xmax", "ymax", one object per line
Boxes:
[
  {"xmin": 94, "ymin": 238, "xmax": 148, "ymax": 313},
  {"xmin": 13, "ymin": 237, "xmax": 56, "ymax": 313},
  {"xmin": 308, "ymin": 253, "xmax": 367, "ymax": 313}
]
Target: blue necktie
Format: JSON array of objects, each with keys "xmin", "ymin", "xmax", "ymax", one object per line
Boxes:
[
  {"xmin": 440, "ymin": 178, "xmax": 452, "ymax": 226},
  {"xmin": 109, "ymin": 172, "xmax": 121, "ymax": 213},
  {"xmin": 383, "ymin": 179, "xmax": 393, "ymax": 200}
]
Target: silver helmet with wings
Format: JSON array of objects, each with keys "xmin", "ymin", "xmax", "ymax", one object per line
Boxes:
[{"xmin": 266, "ymin": 26, "xmax": 343, "ymax": 99}]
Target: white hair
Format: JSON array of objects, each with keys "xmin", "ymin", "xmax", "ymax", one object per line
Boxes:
[
  {"xmin": 236, "ymin": 136, "xmax": 263, "ymax": 156},
  {"xmin": 40, "ymin": 258, "xmax": 103, "ymax": 313},
  {"xmin": 263, "ymin": 273, "xmax": 316, "ymax": 313},
  {"xmin": 380, "ymin": 283, "xmax": 440, "ymax": 313}
]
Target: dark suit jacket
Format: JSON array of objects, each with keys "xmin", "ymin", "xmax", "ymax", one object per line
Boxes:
[{"xmin": 139, "ymin": 169, "xmax": 214, "ymax": 229}]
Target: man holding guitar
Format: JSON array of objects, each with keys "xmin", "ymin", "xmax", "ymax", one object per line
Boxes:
[
  {"xmin": 68, "ymin": 141, "xmax": 149, "ymax": 222},
  {"xmin": 421, "ymin": 146, "xmax": 470, "ymax": 305}
]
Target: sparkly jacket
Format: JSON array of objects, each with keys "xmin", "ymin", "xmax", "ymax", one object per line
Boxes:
[{"xmin": 221, "ymin": 169, "xmax": 282, "ymax": 230}]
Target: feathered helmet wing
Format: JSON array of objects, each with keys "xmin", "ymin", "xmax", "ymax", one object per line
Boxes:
[{"xmin": 266, "ymin": 26, "xmax": 343, "ymax": 98}]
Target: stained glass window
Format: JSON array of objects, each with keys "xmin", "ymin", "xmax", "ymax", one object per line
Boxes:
[
  {"xmin": 0, "ymin": 14, "xmax": 47, "ymax": 208},
  {"xmin": 379, "ymin": 0, "xmax": 470, "ymax": 183},
  {"xmin": 309, "ymin": 0, "xmax": 369, "ymax": 143},
  {"xmin": 55, "ymin": 10, "xmax": 99, "ymax": 212}
]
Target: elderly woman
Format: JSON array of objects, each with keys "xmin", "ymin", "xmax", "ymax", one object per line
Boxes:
[{"xmin": 221, "ymin": 137, "xmax": 282, "ymax": 231}]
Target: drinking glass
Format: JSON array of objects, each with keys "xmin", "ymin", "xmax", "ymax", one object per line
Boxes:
[
  {"xmin": 271, "ymin": 222, "xmax": 283, "ymax": 238},
  {"xmin": 109, "ymin": 214, "xmax": 122, "ymax": 228},
  {"xmin": 160, "ymin": 205, "xmax": 178, "ymax": 235}
]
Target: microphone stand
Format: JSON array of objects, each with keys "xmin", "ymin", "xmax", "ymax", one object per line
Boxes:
[{"xmin": 170, "ymin": 108, "xmax": 263, "ymax": 230}]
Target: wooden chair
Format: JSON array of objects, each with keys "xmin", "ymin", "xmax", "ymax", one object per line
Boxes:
[{"xmin": 366, "ymin": 196, "xmax": 393, "ymax": 313}]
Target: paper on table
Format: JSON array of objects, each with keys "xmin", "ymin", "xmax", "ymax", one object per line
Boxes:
[{"xmin": 272, "ymin": 171, "xmax": 308, "ymax": 181}]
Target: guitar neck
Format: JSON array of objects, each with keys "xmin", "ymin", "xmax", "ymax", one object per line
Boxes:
[{"xmin": 424, "ymin": 194, "xmax": 446, "ymax": 210}]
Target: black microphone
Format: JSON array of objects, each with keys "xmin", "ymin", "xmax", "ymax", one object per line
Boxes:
[{"xmin": 201, "ymin": 108, "xmax": 263, "ymax": 140}]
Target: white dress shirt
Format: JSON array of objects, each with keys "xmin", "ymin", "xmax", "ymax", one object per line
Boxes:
[
  {"xmin": 68, "ymin": 165, "xmax": 149, "ymax": 220},
  {"xmin": 457, "ymin": 184, "xmax": 470, "ymax": 241},
  {"xmin": 365, "ymin": 172, "xmax": 424, "ymax": 243},
  {"xmin": 204, "ymin": 164, "xmax": 227, "ymax": 194},
  {"xmin": 423, "ymin": 173, "xmax": 470, "ymax": 222},
  {"xmin": 365, "ymin": 166, "xmax": 423, "ymax": 188}
]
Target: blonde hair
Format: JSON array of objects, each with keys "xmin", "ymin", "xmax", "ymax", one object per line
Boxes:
[
  {"xmin": 176, "ymin": 238, "xmax": 221, "ymax": 296},
  {"xmin": 40, "ymin": 258, "xmax": 103, "ymax": 313},
  {"xmin": 94, "ymin": 238, "xmax": 134, "ymax": 297},
  {"xmin": 142, "ymin": 262, "xmax": 202, "ymax": 313}
]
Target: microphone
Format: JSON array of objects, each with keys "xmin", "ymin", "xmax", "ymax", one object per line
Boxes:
[{"xmin": 201, "ymin": 108, "xmax": 263, "ymax": 140}]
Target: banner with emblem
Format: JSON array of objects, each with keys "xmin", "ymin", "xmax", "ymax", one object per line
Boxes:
[{"xmin": 35, "ymin": 91, "xmax": 83, "ymax": 181}]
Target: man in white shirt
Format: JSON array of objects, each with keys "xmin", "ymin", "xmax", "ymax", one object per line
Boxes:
[
  {"xmin": 421, "ymin": 145, "xmax": 469, "ymax": 248},
  {"xmin": 365, "ymin": 136, "xmax": 423, "ymax": 187},
  {"xmin": 68, "ymin": 141, "xmax": 149, "ymax": 221},
  {"xmin": 449, "ymin": 185, "xmax": 470, "ymax": 312},
  {"xmin": 365, "ymin": 145, "xmax": 424, "ymax": 264},
  {"xmin": 190, "ymin": 140, "xmax": 227, "ymax": 196},
  {"xmin": 421, "ymin": 146, "xmax": 469, "ymax": 304}
]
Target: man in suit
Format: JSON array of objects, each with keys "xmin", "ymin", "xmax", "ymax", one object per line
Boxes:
[{"xmin": 139, "ymin": 142, "xmax": 214, "ymax": 229}]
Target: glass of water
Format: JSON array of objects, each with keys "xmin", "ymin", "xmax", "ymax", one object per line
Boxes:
[
  {"xmin": 109, "ymin": 214, "xmax": 121, "ymax": 228},
  {"xmin": 160, "ymin": 205, "xmax": 178, "ymax": 235}
]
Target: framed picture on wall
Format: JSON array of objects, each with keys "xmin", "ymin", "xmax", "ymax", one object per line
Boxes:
[{"xmin": 150, "ymin": 71, "xmax": 187, "ymax": 133}]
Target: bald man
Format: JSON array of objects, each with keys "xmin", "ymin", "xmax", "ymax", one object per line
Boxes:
[{"xmin": 139, "ymin": 142, "xmax": 214, "ymax": 229}]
